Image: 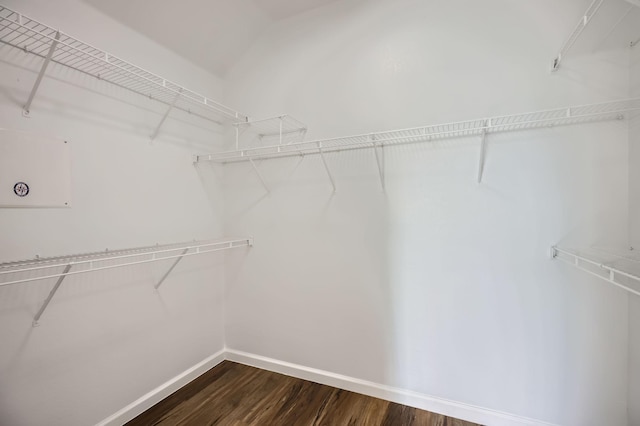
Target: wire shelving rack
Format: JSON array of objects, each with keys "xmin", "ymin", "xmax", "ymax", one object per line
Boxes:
[
  {"xmin": 0, "ymin": 237, "xmax": 253, "ymax": 325},
  {"xmin": 195, "ymin": 98, "xmax": 640, "ymax": 163},
  {"xmin": 552, "ymin": 246, "xmax": 640, "ymax": 297},
  {"xmin": 0, "ymin": 5, "xmax": 247, "ymax": 124}
]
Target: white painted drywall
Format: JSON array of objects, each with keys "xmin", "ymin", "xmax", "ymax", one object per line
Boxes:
[
  {"xmin": 628, "ymin": 40, "xmax": 640, "ymax": 426},
  {"xmin": 0, "ymin": 1, "xmax": 238, "ymax": 425},
  {"xmin": 222, "ymin": 0, "xmax": 633, "ymax": 425}
]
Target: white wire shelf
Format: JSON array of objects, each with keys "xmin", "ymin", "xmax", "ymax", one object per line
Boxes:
[
  {"xmin": 234, "ymin": 115, "xmax": 307, "ymax": 149},
  {"xmin": 552, "ymin": 0, "xmax": 640, "ymax": 70},
  {"xmin": 552, "ymin": 246, "xmax": 640, "ymax": 297},
  {"xmin": 195, "ymin": 98, "xmax": 640, "ymax": 164},
  {"xmin": 0, "ymin": 5, "xmax": 247, "ymax": 124},
  {"xmin": 551, "ymin": 0, "xmax": 604, "ymax": 71},
  {"xmin": 0, "ymin": 237, "xmax": 253, "ymax": 326}
]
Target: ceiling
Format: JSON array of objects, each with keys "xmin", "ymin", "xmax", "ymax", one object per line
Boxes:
[{"xmin": 82, "ymin": 0, "xmax": 339, "ymax": 78}]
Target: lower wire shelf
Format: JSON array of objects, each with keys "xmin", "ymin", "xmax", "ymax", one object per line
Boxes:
[
  {"xmin": 551, "ymin": 246, "xmax": 640, "ymax": 296},
  {"xmin": 0, "ymin": 237, "xmax": 253, "ymax": 326}
]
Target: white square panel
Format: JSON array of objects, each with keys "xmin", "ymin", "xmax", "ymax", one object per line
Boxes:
[{"xmin": 0, "ymin": 129, "xmax": 71, "ymax": 208}]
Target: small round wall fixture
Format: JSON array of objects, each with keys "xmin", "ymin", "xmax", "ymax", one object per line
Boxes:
[{"xmin": 13, "ymin": 182, "xmax": 29, "ymax": 197}]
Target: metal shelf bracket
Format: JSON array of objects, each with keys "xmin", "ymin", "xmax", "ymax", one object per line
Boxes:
[
  {"xmin": 318, "ymin": 142, "xmax": 336, "ymax": 192},
  {"xmin": 373, "ymin": 140, "xmax": 385, "ymax": 191},
  {"xmin": 32, "ymin": 262, "xmax": 71, "ymax": 327},
  {"xmin": 477, "ymin": 125, "xmax": 488, "ymax": 183},
  {"xmin": 154, "ymin": 247, "xmax": 189, "ymax": 290},
  {"xmin": 151, "ymin": 89, "xmax": 181, "ymax": 140},
  {"xmin": 23, "ymin": 31, "xmax": 60, "ymax": 117},
  {"xmin": 249, "ymin": 158, "xmax": 270, "ymax": 193}
]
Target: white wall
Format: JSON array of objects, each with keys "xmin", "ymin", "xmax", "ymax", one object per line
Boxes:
[
  {"xmin": 223, "ymin": 0, "xmax": 632, "ymax": 425},
  {"xmin": 628, "ymin": 40, "xmax": 640, "ymax": 426},
  {"xmin": 0, "ymin": 1, "xmax": 235, "ymax": 425}
]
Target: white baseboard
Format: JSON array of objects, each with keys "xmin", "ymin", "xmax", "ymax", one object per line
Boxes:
[
  {"xmin": 225, "ymin": 349, "xmax": 561, "ymax": 426},
  {"xmin": 95, "ymin": 349, "xmax": 226, "ymax": 426},
  {"xmin": 97, "ymin": 348, "xmax": 560, "ymax": 426}
]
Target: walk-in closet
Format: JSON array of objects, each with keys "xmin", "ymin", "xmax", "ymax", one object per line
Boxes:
[{"xmin": 1, "ymin": 0, "xmax": 639, "ymax": 425}]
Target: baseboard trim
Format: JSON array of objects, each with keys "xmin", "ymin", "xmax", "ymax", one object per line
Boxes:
[
  {"xmin": 225, "ymin": 349, "xmax": 560, "ymax": 426},
  {"xmin": 97, "ymin": 348, "xmax": 560, "ymax": 426},
  {"xmin": 95, "ymin": 349, "xmax": 226, "ymax": 426}
]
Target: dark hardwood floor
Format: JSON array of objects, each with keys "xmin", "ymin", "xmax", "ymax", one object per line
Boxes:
[{"xmin": 126, "ymin": 361, "xmax": 481, "ymax": 426}]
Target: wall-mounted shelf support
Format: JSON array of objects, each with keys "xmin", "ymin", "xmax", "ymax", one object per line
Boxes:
[
  {"xmin": 318, "ymin": 143, "xmax": 336, "ymax": 192},
  {"xmin": 32, "ymin": 263, "xmax": 71, "ymax": 327},
  {"xmin": 22, "ymin": 30, "xmax": 60, "ymax": 117},
  {"xmin": 151, "ymin": 90, "xmax": 181, "ymax": 141},
  {"xmin": 0, "ymin": 238, "xmax": 252, "ymax": 325},
  {"xmin": 249, "ymin": 159, "xmax": 270, "ymax": 193},
  {"xmin": 373, "ymin": 141, "xmax": 385, "ymax": 191},
  {"xmin": 477, "ymin": 126, "xmax": 487, "ymax": 183},
  {"xmin": 551, "ymin": 0, "xmax": 604, "ymax": 71},
  {"xmin": 551, "ymin": 246, "xmax": 640, "ymax": 297},
  {"xmin": 154, "ymin": 247, "xmax": 189, "ymax": 290}
]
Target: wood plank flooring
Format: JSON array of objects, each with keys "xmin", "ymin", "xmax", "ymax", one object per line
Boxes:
[{"xmin": 126, "ymin": 361, "xmax": 481, "ymax": 426}]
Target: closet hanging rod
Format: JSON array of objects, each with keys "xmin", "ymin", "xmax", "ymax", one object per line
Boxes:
[
  {"xmin": 0, "ymin": 238, "xmax": 253, "ymax": 287},
  {"xmin": 195, "ymin": 97, "xmax": 640, "ymax": 163},
  {"xmin": 0, "ymin": 5, "xmax": 247, "ymax": 123}
]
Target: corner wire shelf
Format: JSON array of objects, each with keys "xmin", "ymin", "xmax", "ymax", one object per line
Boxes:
[
  {"xmin": 233, "ymin": 115, "xmax": 308, "ymax": 150},
  {"xmin": 551, "ymin": 246, "xmax": 640, "ymax": 297},
  {"xmin": 0, "ymin": 5, "xmax": 248, "ymax": 128},
  {"xmin": 0, "ymin": 237, "xmax": 253, "ymax": 326}
]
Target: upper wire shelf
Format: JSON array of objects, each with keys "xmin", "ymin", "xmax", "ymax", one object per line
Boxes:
[
  {"xmin": 552, "ymin": 246, "xmax": 640, "ymax": 297},
  {"xmin": 552, "ymin": 0, "xmax": 604, "ymax": 71},
  {"xmin": 552, "ymin": 0, "xmax": 640, "ymax": 71},
  {"xmin": 0, "ymin": 5, "xmax": 247, "ymax": 124},
  {"xmin": 195, "ymin": 98, "xmax": 640, "ymax": 163}
]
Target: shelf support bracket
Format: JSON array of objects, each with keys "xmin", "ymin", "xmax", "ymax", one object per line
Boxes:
[
  {"xmin": 33, "ymin": 263, "xmax": 72, "ymax": 327},
  {"xmin": 23, "ymin": 31, "xmax": 61, "ymax": 117},
  {"xmin": 249, "ymin": 159, "xmax": 270, "ymax": 193},
  {"xmin": 155, "ymin": 248, "xmax": 189, "ymax": 290},
  {"xmin": 318, "ymin": 144, "xmax": 336, "ymax": 192},
  {"xmin": 151, "ymin": 90, "xmax": 181, "ymax": 140},
  {"xmin": 373, "ymin": 142, "xmax": 385, "ymax": 191},
  {"xmin": 477, "ymin": 128, "xmax": 487, "ymax": 183}
]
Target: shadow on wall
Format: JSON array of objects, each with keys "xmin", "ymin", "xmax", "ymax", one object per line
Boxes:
[
  {"xmin": 206, "ymin": 117, "xmax": 631, "ymax": 425},
  {"xmin": 205, "ymin": 145, "xmax": 397, "ymax": 386}
]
